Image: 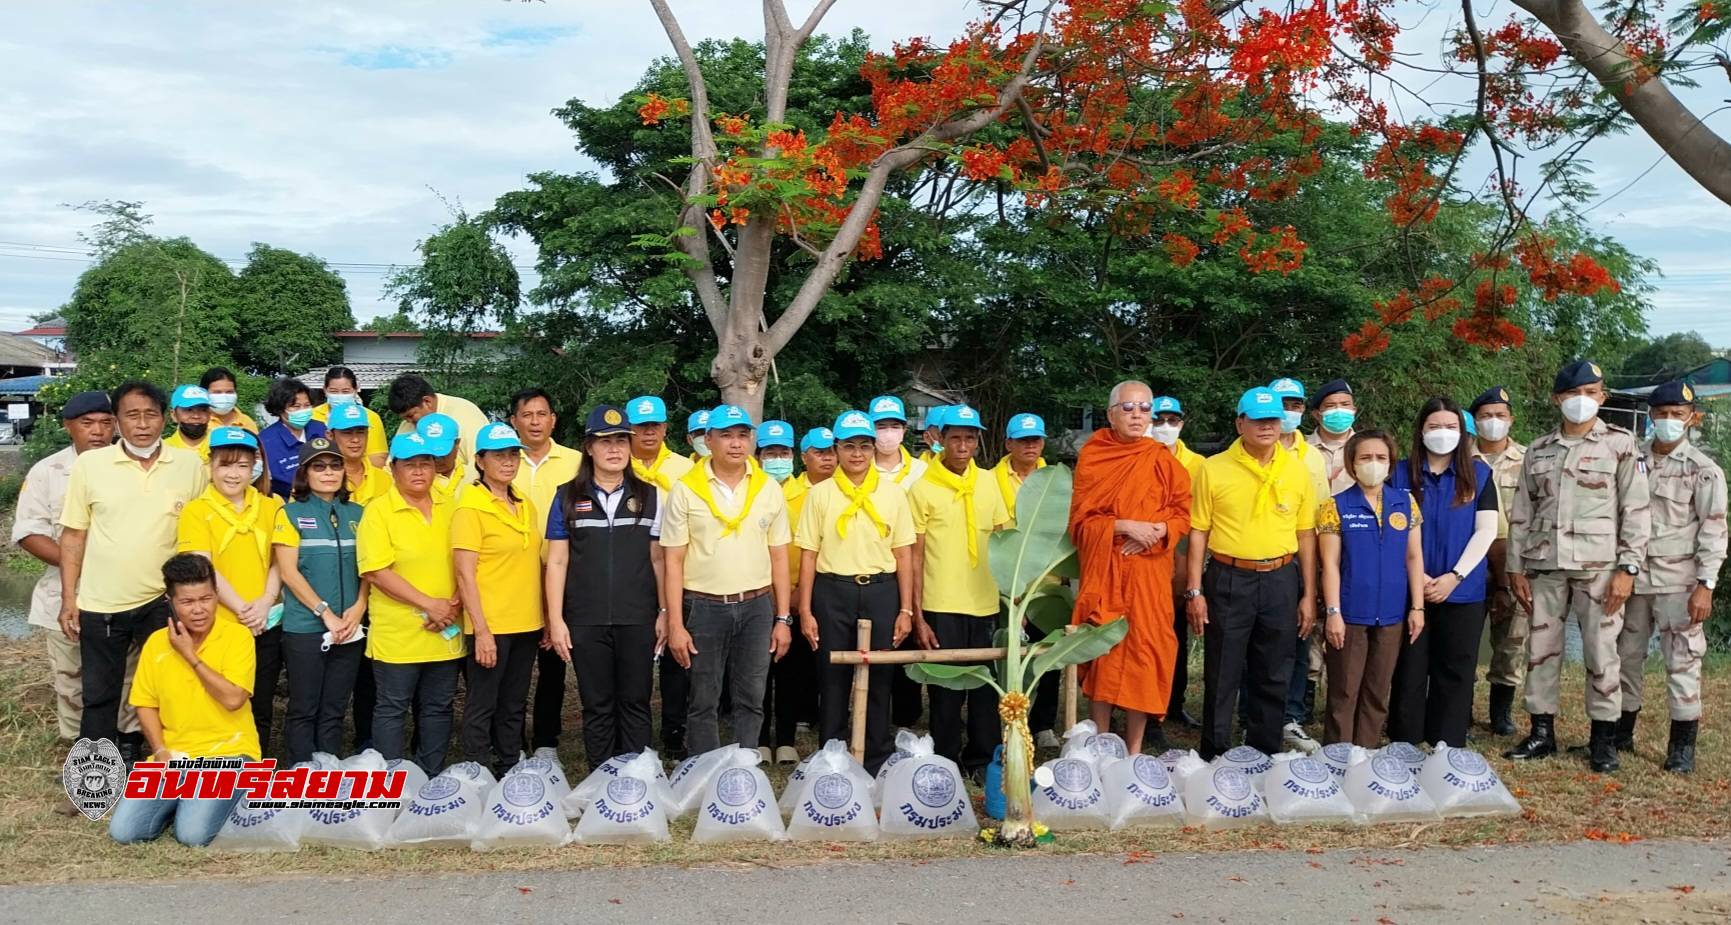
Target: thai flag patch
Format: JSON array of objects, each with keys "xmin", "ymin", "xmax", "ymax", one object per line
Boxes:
[
  {"xmin": 573, "ymin": 500, "xmax": 594, "ymax": 513},
  {"xmin": 296, "ymin": 517, "xmax": 319, "ymax": 531}
]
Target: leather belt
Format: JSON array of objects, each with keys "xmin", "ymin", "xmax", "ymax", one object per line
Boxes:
[
  {"xmin": 684, "ymin": 586, "xmax": 772, "ymax": 604},
  {"xmin": 818, "ymin": 572, "xmax": 894, "ymax": 586},
  {"xmin": 1212, "ymin": 553, "xmax": 1295, "ymax": 572}
]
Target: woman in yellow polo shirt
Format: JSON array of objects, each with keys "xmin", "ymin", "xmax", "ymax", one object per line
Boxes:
[
  {"xmin": 452, "ymin": 423, "xmax": 545, "ymax": 776},
  {"xmin": 312, "ymin": 366, "xmax": 388, "ymax": 468},
  {"xmin": 176, "ymin": 426, "xmax": 284, "ymax": 757},
  {"xmin": 200, "ymin": 367, "xmax": 259, "ymax": 433},
  {"xmin": 358, "ymin": 432, "xmax": 465, "ymax": 773}
]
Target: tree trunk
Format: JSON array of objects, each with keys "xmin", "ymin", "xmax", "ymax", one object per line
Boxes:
[{"xmin": 711, "ymin": 324, "xmax": 771, "ymax": 420}]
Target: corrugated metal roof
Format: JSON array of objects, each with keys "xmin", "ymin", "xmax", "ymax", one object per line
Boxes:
[
  {"xmin": 0, "ymin": 333, "xmax": 61, "ymax": 367},
  {"xmin": 295, "ymin": 363, "xmax": 423, "ymax": 390},
  {"xmin": 0, "ymin": 375, "xmax": 58, "ymax": 396}
]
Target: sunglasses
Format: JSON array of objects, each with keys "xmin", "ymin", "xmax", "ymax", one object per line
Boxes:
[
  {"xmin": 1116, "ymin": 402, "xmax": 1153, "ymax": 413},
  {"xmin": 306, "ymin": 459, "xmax": 344, "ymax": 472}
]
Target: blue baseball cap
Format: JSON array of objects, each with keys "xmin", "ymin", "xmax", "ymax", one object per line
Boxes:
[
  {"xmin": 867, "ymin": 395, "xmax": 907, "ymax": 424},
  {"xmin": 923, "ymin": 405, "xmax": 952, "ymax": 430},
  {"xmin": 1005, "ymin": 413, "xmax": 1046, "ymax": 439},
  {"xmin": 328, "ymin": 402, "xmax": 370, "ymax": 431},
  {"xmin": 207, "ymin": 426, "xmax": 257, "ymax": 450},
  {"xmin": 1237, "ymin": 387, "xmax": 1284, "ymax": 420},
  {"xmin": 833, "ymin": 410, "xmax": 874, "ymax": 441},
  {"xmin": 707, "ymin": 404, "xmax": 753, "ymax": 432},
  {"xmin": 627, "ymin": 395, "xmax": 667, "ymax": 425},
  {"xmin": 1152, "ymin": 396, "xmax": 1183, "ymax": 417},
  {"xmin": 800, "ymin": 427, "xmax": 836, "ymax": 452},
  {"xmin": 1463, "ymin": 412, "xmax": 1477, "ymax": 438},
  {"xmin": 586, "ymin": 404, "xmax": 633, "ymax": 437},
  {"xmin": 389, "ymin": 432, "xmax": 438, "ymax": 461},
  {"xmin": 415, "ymin": 412, "xmax": 459, "ymax": 456},
  {"xmin": 171, "ymin": 385, "xmax": 212, "ymax": 410},
  {"xmin": 476, "ymin": 422, "xmax": 524, "ymax": 453},
  {"xmin": 686, "ymin": 409, "xmax": 710, "ymax": 434},
  {"xmin": 757, "ymin": 420, "xmax": 794, "ymax": 449},
  {"xmin": 1268, "ymin": 378, "xmax": 1306, "ymax": 401},
  {"xmin": 944, "ymin": 405, "xmax": 984, "ymax": 430}
]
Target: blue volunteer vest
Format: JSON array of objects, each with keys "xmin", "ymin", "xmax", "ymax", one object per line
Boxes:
[{"xmin": 1335, "ymin": 484, "xmax": 1414, "ymax": 626}]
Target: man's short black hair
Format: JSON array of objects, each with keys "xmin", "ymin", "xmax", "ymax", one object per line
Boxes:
[
  {"xmin": 162, "ymin": 552, "xmax": 216, "ymax": 596},
  {"xmin": 387, "ymin": 374, "xmax": 435, "ymax": 415},
  {"xmin": 263, "ymin": 377, "xmax": 311, "ymax": 417},
  {"xmin": 110, "ymin": 380, "xmax": 167, "ymax": 414},
  {"xmin": 510, "ymin": 388, "xmax": 555, "ymax": 417}
]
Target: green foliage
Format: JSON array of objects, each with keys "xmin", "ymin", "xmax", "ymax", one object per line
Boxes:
[
  {"xmin": 1616, "ymin": 331, "xmax": 1719, "ymax": 387},
  {"xmin": 232, "ymin": 244, "xmax": 354, "ymax": 374},
  {"xmin": 386, "ymin": 214, "xmax": 520, "ymax": 376},
  {"xmin": 63, "ymin": 237, "xmax": 240, "ymax": 385},
  {"xmin": 1023, "ymin": 584, "xmax": 1076, "ymax": 635},
  {"xmin": 905, "ymin": 662, "xmax": 1000, "ymax": 693},
  {"xmin": 1025, "ymin": 618, "xmax": 1128, "ymax": 690},
  {"xmin": 988, "ymin": 466, "xmax": 1077, "ymax": 603},
  {"xmin": 360, "ymin": 311, "xmax": 419, "ymax": 334}
]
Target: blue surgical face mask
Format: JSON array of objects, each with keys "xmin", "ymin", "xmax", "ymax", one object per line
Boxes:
[
  {"xmin": 327, "ymin": 392, "xmax": 358, "ymax": 406},
  {"xmin": 286, "ymin": 408, "xmax": 314, "ymax": 428},
  {"xmin": 1650, "ymin": 418, "xmax": 1687, "ymax": 444},
  {"xmin": 1320, "ymin": 408, "xmax": 1356, "ymax": 434},
  {"xmin": 1280, "ymin": 410, "xmax": 1303, "ymax": 434},
  {"xmin": 762, "ymin": 458, "xmax": 794, "ymax": 481},
  {"xmin": 207, "ymin": 392, "xmax": 238, "ymax": 414}
]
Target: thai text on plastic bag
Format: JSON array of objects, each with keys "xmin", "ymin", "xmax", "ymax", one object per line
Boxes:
[
  {"xmin": 300, "ymin": 750, "xmax": 403, "ymax": 851},
  {"xmin": 387, "ymin": 771, "xmax": 488, "ymax": 848},
  {"xmin": 471, "ymin": 769, "xmax": 570, "ymax": 850},
  {"xmin": 573, "ymin": 751, "xmax": 674, "ymax": 844},
  {"xmin": 1059, "ymin": 720, "xmax": 1129, "ymax": 763},
  {"xmin": 210, "ymin": 756, "xmax": 334, "ymax": 852},
  {"xmin": 1419, "ymin": 744, "xmax": 1521, "ymax": 818},
  {"xmin": 1378, "ymin": 742, "xmax": 1428, "ymax": 777},
  {"xmin": 1317, "ymin": 742, "xmax": 1369, "ymax": 779},
  {"xmin": 1103, "ymin": 753, "xmax": 1185, "ymax": 830},
  {"xmin": 692, "ymin": 747, "xmax": 787, "ymax": 843},
  {"xmin": 1265, "ymin": 755, "xmax": 1357, "ymax": 825},
  {"xmin": 879, "ymin": 736, "xmax": 978, "ymax": 841},
  {"xmin": 1032, "ymin": 755, "xmax": 1111, "ymax": 831},
  {"xmin": 1345, "ymin": 753, "xmax": 1439, "ymax": 824},
  {"xmin": 872, "ymin": 729, "xmax": 926, "ymax": 808},
  {"xmin": 1212, "ymin": 745, "xmax": 1274, "ymax": 780},
  {"xmin": 566, "ymin": 750, "xmax": 670, "ymax": 820},
  {"xmin": 786, "ymin": 741, "xmax": 878, "ymax": 842},
  {"xmin": 509, "ymin": 748, "xmax": 572, "ymax": 803},
  {"xmin": 670, "ymin": 745, "xmax": 736, "ymax": 820},
  {"xmin": 1182, "ymin": 766, "xmax": 1269, "ymax": 829}
]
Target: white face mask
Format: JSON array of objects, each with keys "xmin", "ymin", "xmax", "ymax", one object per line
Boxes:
[
  {"xmin": 1650, "ymin": 418, "xmax": 1688, "ymax": 444},
  {"xmin": 251, "ymin": 458, "xmax": 265, "ymax": 482},
  {"xmin": 123, "ymin": 438, "xmax": 162, "ymax": 459},
  {"xmin": 874, "ymin": 427, "xmax": 905, "ymax": 456},
  {"xmin": 1280, "ymin": 410, "xmax": 1303, "ymax": 434},
  {"xmin": 327, "ymin": 392, "xmax": 358, "ymax": 406},
  {"xmin": 1476, "ymin": 417, "xmax": 1510, "ymax": 442},
  {"xmin": 1422, "ymin": 428, "xmax": 1461, "ymax": 456},
  {"xmin": 1560, "ymin": 395, "xmax": 1600, "ymax": 424},
  {"xmin": 207, "ymin": 392, "xmax": 238, "ymax": 414},
  {"xmin": 1149, "ymin": 423, "xmax": 1181, "ymax": 446},
  {"xmin": 691, "ymin": 435, "xmax": 711, "ymax": 458},
  {"xmin": 1354, "ymin": 460, "xmax": 1389, "ymax": 488}
]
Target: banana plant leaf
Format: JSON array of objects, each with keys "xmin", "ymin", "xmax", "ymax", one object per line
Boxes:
[
  {"xmin": 1023, "ymin": 584, "xmax": 1076, "ymax": 635},
  {"xmin": 1049, "ymin": 550, "xmax": 1081, "ymax": 580},
  {"xmin": 1024, "ymin": 618, "xmax": 1128, "ymax": 689},
  {"xmin": 989, "ymin": 465, "xmax": 1076, "ymax": 604},
  {"xmin": 906, "ymin": 662, "xmax": 1002, "ymax": 693}
]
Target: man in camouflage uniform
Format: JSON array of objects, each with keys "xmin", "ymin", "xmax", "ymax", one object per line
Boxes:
[
  {"xmin": 1505, "ymin": 360, "xmax": 1650, "ymax": 773},
  {"xmin": 1617, "ymin": 380, "xmax": 1725, "ymax": 774},
  {"xmin": 1471, "ymin": 385, "xmax": 1529, "ymax": 735}
]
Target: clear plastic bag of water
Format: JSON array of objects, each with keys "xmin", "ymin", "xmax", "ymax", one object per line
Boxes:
[
  {"xmin": 1265, "ymin": 755, "xmax": 1357, "ymax": 825},
  {"xmin": 692, "ymin": 747, "xmax": 787, "ymax": 843},
  {"xmin": 1317, "ymin": 742, "xmax": 1369, "ymax": 779},
  {"xmin": 872, "ymin": 729, "xmax": 926, "ymax": 809},
  {"xmin": 1212, "ymin": 745, "xmax": 1274, "ymax": 781},
  {"xmin": 471, "ymin": 769, "xmax": 571, "ymax": 850},
  {"xmin": 210, "ymin": 756, "xmax": 334, "ymax": 852},
  {"xmin": 507, "ymin": 748, "xmax": 572, "ymax": 804},
  {"xmin": 1158, "ymin": 748, "xmax": 1209, "ymax": 792},
  {"xmin": 1378, "ymin": 742, "xmax": 1428, "ymax": 777},
  {"xmin": 669, "ymin": 745, "xmax": 737, "ymax": 820},
  {"xmin": 1182, "ymin": 766, "xmax": 1269, "ymax": 829},
  {"xmin": 444, "ymin": 761, "xmax": 498, "ymax": 792},
  {"xmin": 573, "ymin": 751, "xmax": 674, "ymax": 844},
  {"xmin": 566, "ymin": 750, "xmax": 671, "ymax": 820},
  {"xmin": 879, "ymin": 735, "xmax": 978, "ymax": 841},
  {"xmin": 1418, "ymin": 744, "xmax": 1521, "ymax": 818},
  {"xmin": 387, "ymin": 771, "xmax": 489, "ymax": 847},
  {"xmin": 1345, "ymin": 753, "xmax": 1439, "ymax": 824},
  {"xmin": 1059, "ymin": 720, "xmax": 1129, "ymax": 763},
  {"xmin": 300, "ymin": 750, "xmax": 400, "ymax": 851},
  {"xmin": 786, "ymin": 741, "xmax": 878, "ymax": 842},
  {"xmin": 1103, "ymin": 753, "xmax": 1184, "ymax": 830},
  {"xmin": 386, "ymin": 758, "xmax": 429, "ymax": 803},
  {"xmin": 1032, "ymin": 755, "xmax": 1111, "ymax": 831}
]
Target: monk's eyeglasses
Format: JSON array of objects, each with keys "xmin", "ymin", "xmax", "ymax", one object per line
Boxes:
[{"xmin": 1116, "ymin": 402, "xmax": 1152, "ymax": 413}]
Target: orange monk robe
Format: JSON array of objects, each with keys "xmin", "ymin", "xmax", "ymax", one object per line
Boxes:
[{"xmin": 1068, "ymin": 428, "xmax": 1192, "ymax": 717}]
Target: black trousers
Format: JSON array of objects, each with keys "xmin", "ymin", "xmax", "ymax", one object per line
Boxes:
[
  {"xmin": 281, "ymin": 630, "xmax": 363, "ymax": 765},
  {"xmin": 373, "ymin": 659, "xmax": 461, "ymax": 775},
  {"xmin": 530, "ymin": 645, "xmax": 565, "ymax": 750},
  {"xmin": 890, "ymin": 635, "xmax": 925, "ymax": 728},
  {"xmin": 461, "ymin": 631, "xmax": 540, "ymax": 775},
  {"xmin": 813, "ymin": 574, "xmax": 898, "ymax": 775},
  {"xmin": 570, "ymin": 622, "xmax": 657, "ymax": 770},
  {"xmin": 925, "ymin": 611, "xmax": 1001, "ymax": 773},
  {"xmin": 1388, "ymin": 599, "xmax": 1486, "ymax": 747},
  {"xmin": 252, "ymin": 627, "xmax": 283, "ymax": 758},
  {"xmin": 79, "ymin": 599, "xmax": 170, "ymax": 746},
  {"xmin": 1201, "ymin": 560, "xmax": 1299, "ymax": 759},
  {"xmin": 351, "ymin": 652, "xmax": 375, "ymax": 751},
  {"xmin": 762, "ymin": 631, "xmax": 817, "ymax": 749},
  {"xmin": 659, "ymin": 651, "xmax": 690, "ymax": 752},
  {"xmin": 1169, "ymin": 606, "xmax": 1190, "ymax": 717}
]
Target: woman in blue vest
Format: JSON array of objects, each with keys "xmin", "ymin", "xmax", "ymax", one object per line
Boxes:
[
  {"xmin": 1319, "ymin": 430, "xmax": 1426, "ymax": 747},
  {"xmin": 542, "ymin": 405, "xmax": 665, "ymax": 770},
  {"xmin": 1389, "ymin": 397, "xmax": 1499, "ymax": 746}
]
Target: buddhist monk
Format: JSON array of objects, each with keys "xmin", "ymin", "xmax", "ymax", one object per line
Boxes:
[{"xmin": 1069, "ymin": 380, "xmax": 1192, "ymax": 754}]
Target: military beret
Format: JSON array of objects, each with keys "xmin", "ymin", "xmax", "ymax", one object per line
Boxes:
[
  {"xmin": 1469, "ymin": 385, "xmax": 1513, "ymax": 414},
  {"xmin": 1309, "ymin": 378, "xmax": 1352, "ymax": 410},
  {"xmin": 1552, "ymin": 360, "xmax": 1603, "ymax": 394},
  {"xmin": 1648, "ymin": 380, "xmax": 1696, "ymax": 408},
  {"xmin": 60, "ymin": 391, "xmax": 112, "ymax": 420}
]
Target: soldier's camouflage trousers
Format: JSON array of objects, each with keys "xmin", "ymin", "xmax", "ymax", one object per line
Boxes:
[
  {"xmin": 1485, "ymin": 584, "xmax": 1529, "ymax": 688},
  {"xmin": 1618, "ymin": 591, "xmax": 1707, "ymax": 721},
  {"xmin": 1523, "ymin": 570, "xmax": 1623, "ymax": 721}
]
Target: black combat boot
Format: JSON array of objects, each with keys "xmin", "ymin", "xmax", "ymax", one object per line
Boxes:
[
  {"xmin": 1613, "ymin": 710, "xmax": 1638, "ymax": 752},
  {"xmin": 1663, "ymin": 719, "xmax": 1698, "ymax": 774},
  {"xmin": 1587, "ymin": 720, "xmax": 1621, "ymax": 773},
  {"xmin": 1504, "ymin": 714, "xmax": 1556, "ymax": 760},
  {"xmin": 1488, "ymin": 684, "xmax": 1516, "ymax": 736}
]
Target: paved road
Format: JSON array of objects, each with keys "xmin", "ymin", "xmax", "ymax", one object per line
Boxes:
[{"xmin": 6, "ymin": 839, "xmax": 1729, "ymax": 924}]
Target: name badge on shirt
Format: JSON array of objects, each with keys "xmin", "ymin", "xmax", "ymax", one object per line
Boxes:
[{"xmin": 296, "ymin": 517, "xmax": 319, "ymax": 531}]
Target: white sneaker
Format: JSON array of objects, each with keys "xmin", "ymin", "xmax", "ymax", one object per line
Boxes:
[
  {"xmin": 775, "ymin": 745, "xmax": 799, "ymax": 765},
  {"xmin": 757, "ymin": 746, "xmax": 773, "ymax": 764},
  {"xmin": 1035, "ymin": 730, "xmax": 1061, "ymax": 749},
  {"xmin": 1282, "ymin": 722, "xmax": 1320, "ymax": 754}
]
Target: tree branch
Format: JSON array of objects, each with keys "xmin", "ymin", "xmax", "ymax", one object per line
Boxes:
[
  {"xmin": 1462, "ymin": 0, "xmax": 1525, "ymax": 226},
  {"xmin": 648, "ymin": 0, "xmax": 729, "ymax": 333}
]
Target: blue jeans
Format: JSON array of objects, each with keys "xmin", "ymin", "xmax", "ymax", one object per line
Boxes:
[
  {"xmin": 109, "ymin": 783, "xmax": 245, "ymax": 847},
  {"xmin": 684, "ymin": 594, "xmax": 773, "ymax": 753},
  {"xmin": 372, "ymin": 659, "xmax": 461, "ymax": 774}
]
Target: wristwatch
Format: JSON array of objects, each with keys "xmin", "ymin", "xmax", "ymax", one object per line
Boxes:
[
  {"xmin": 1699, "ymin": 578, "xmax": 1717, "ymax": 591},
  {"xmin": 1324, "ymin": 605, "xmax": 1341, "ymax": 617},
  {"xmin": 1619, "ymin": 564, "xmax": 1639, "ymax": 576},
  {"xmin": 773, "ymin": 614, "xmax": 793, "ymax": 627},
  {"xmin": 1183, "ymin": 588, "xmax": 1204, "ymax": 601},
  {"xmin": 312, "ymin": 601, "xmax": 330, "ymax": 618},
  {"xmin": 1450, "ymin": 569, "xmax": 1466, "ymax": 582}
]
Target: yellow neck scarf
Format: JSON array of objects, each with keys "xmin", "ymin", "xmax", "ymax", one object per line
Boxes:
[
  {"xmin": 201, "ymin": 485, "xmax": 269, "ymax": 562},
  {"xmin": 993, "ymin": 455, "xmax": 1046, "ymax": 519},
  {"xmin": 879, "ymin": 445, "xmax": 916, "ymax": 484},
  {"xmin": 924, "ymin": 459, "xmax": 983, "ymax": 565},
  {"xmin": 680, "ymin": 459, "xmax": 768, "ymax": 536},
  {"xmin": 632, "ymin": 444, "xmax": 675, "ymax": 492},
  {"xmin": 833, "ymin": 467, "xmax": 889, "ymax": 539},
  {"xmin": 1230, "ymin": 437, "xmax": 1291, "ymax": 516}
]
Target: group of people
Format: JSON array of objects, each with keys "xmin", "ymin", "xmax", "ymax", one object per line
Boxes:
[{"xmin": 19, "ymin": 358, "xmax": 1720, "ymax": 847}]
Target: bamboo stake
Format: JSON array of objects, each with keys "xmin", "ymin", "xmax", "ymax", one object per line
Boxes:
[
  {"xmin": 828, "ymin": 642, "xmax": 1055, "ymax": 666},
  {"xmin": 849, "ymin": 619, "xmax": 870, "ymax": 764}
]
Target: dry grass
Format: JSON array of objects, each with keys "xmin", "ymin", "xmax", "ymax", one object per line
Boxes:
[{"xmin": 0, "ymin": 635, "xmax": 1724, "ymax": 885}]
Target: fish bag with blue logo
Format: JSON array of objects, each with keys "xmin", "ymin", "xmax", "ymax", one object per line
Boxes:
[
  {"xmin": 1211, "ymin": 745, "xmax": 1276, "ymax": 783},
  {"xmin": 471, "ymin": 768, "xmax": 571, "ymax": 850},
  {"xmin": 443, "ymin": 760, "xmax": 498, "ymax": 792},
  {"xmin": 573, "ymin": 751, "xmax": 674, "ymax": 844},
  {"xmin": 692, "ymin": 747, "xmax": 787, "ymax": 843},
  {"xmin": 1377, "ymin": 742, "xmax": 1429, "ymax": 777},
  {"xmin": 1103, "ymin": 753, "xmax": 1185, "ymax": 830},
  {"xmin": 386, "ymin": 771, "xmax": 489, "ymax": 847},
  {"xmin": 872, "ymin": 729, "xmax": 926, "ymax": 809},
  {"xmin": 386, "ymin": 757, "xmax": 429, "ymax": 802},
  {"xmin": 1059, "ymin": 720, "xmax": 1129, "ymax": 763},
  {"xmin": 300, "ymin": 750, "xmax": 402, "ymax": 851},
  {"xmin": 1345, "ymin": 753, "xmax": 1440, "ymax": 824},
  {"xmin": 781, "ymin": 739, "xmax": 868, "ymax": 817},
  {"xmin": 1265, "ymin": 755, "xmax": 1357, "ymax": 825},
  {"xmin": 508, "ymin": 748, "xmax": 572, "ymax": 804},
  {"xmin": 210, "ymin": 755, "xmax": 334, "ymax": 852},
  {"xmin": 1158, "ymin": 748, "xmax": 1210, "ymax": 792},
  {"xmin": 565, "ymin": 749, "xmax": 671, "ymax": 820},
  {"xmin": 1032, "ymin": 754, "xmax": 1111, "ymax": 831},
  {"xmin": 670, "ymin": 745, "xmax": 737, "ymax": 819},
  {"xmin": 879, "ymin": 736, "xmax": 979, "ymax": 841},
  {"xmin": 786, "ymin": 741, "xmax": 879, "ymax": 842},
  {"xmin": 1317, "ymin": 742, "xmax": 1370, "ymax": 780},
  {"xmin": 1182, "ymin": 766, "xmax": 1269, "ymax": 829},
  {"xmin": 1418, "ymin": 744, "xmax": 1521, "ymax": 818}
]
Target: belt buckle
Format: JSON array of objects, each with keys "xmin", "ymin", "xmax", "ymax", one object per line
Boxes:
[
  {"xmin": 853, "ymin": 574, "xmax": 872, "ymax": 586},
  {"xmin": 722, "ymin": 591, "xmax": 745, "ymax": 604}
]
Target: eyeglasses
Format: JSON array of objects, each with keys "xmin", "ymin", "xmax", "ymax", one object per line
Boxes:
[
  {"xmin": 306, "ymin": 459, "xmax": 344, "ymax": 472},
  {"xmin": 1116, "ymin": 402, "xmax": 1153, "ymax": 413}
]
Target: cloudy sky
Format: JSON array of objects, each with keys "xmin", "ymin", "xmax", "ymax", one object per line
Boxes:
[{"xmin": 2, "ymin": 1, "xmax": 1728, "ymax": 344}]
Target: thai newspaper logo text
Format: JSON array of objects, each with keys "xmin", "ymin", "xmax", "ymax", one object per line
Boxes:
[{"xmin": 126, "ymin": 758, "xmax": 407, "ymax": 809}]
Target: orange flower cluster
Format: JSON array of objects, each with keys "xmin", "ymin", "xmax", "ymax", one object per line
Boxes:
[
  {"xmin": 637, "ymin": 92, "xmax": 690, "ymax": 126},
  {"xmin": 1163, "ymin": 232, "xmax": 1201, "ymax": 267},
  {"xmin": 1516, "ymin": 237, "xmax": 1621, "ymax": 301}
]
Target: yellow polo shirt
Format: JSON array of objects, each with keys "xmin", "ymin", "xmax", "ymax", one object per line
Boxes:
[
  {"xmin": 431, "ymin": 472, "xmax": 468, "ymax": 504},
  {"xmin": 357, "ymin": 486, "xmax": 464, "ymax": 664},
  {"xmin": 60, "ymin": 444, "xmax": 209, "ymax": 612},
  {"xmin": 1171, "ymin": 439, "xmax": 1206, "ymax": 478},
  {"xmin": 130, "ymin": 619, "xmax": 261, "ymax": 759},
  {"xmin": 176, "ymin": 487, "xmax": 285, "ymax": 625},
  {"xmin": 793, "ymin": 472, "xmax": 914, "ymax": 576},
  {"xmin": 1192, "ymin": 439, "xmax": 1317, "ymax": 560},
  {"xmin": 661, "ymin": 460, "xmax": 791, "ymax": 596},
  {"xmin": 165, "ymin": 429, "xmax": 211, "ymax": 461},
  {"xmin": 908, "ymin": 464, "xmax": 1010, "ymax": 616},
  {"xmin": 512, "ymin": 441, "xmax": 582, "ymax": 554},
  {"xmin": 449, "ymin": 488, "xmax": 544, "ymax": 635},
  {"xmin": 345, "ymin": 462, "xmax": 392, "ymax": 506},
  {"xmin": 213, "ymin": 409, "xmax": 259, "ymax": 433},
  {"xmin": 990, "ymin": 456, "xmax": 1047, "ymax": 524},
  {"xmin": 1280, "ymin": 435, "xmax": 1330, "ymax": 515},
  {"xmin": 396, "ymin": 393, "xmax": 491, "ymax": 474},
  {"xmin": 314, "ymin": 402, "xmax": 388, "ymax": 458}
]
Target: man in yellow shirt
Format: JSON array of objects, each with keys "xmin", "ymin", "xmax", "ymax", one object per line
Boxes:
[
  {"xmin": 794, "ymin": 410, "xmax": 915, "ymax": 773},
  {"xmin": 993, "ymin": 412, "xmax": 1048, "ymax": 524},
  {"xmin": 164, "ymin": 385, "xmax": 213, "ymax": 460},
  {"xmin": 626, "ymin": 394, "xmax": 695, "ymax": 757},
  {"xmin": 312, "ymin": 366, "xmax": 388, "ymax": 467},
  {"xmin": 58, "ymin": 381, "xmax": 207, "ymax": 762},
  {"xmin": 1184, "ymin": 386, "xmax": 1318, "ymax": 760},
  {"xmin": 387, "ymin": 374, "xmax": 490, "ymax": 475},
  {"xmin": 661, "ymin": 404, "xmax": 792, "ymax": 754},
  {"xmin": 109, "ymin": 553, "xmax": 259, "ymax": 847},
  {"xmin": 1146, "ymin": 396, "xmax": 1205, "ymax": 732},
  {"xmin": 909, "ymin": 405, "xmax": 1010, "ymax": 776},
  {"xmin": 416, "ymin": 412, "xmax": 467, "ymax": 502},
  {"xmin": 1267, "ymin": 376, "xmax": 1331, "ymax": 751}
]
